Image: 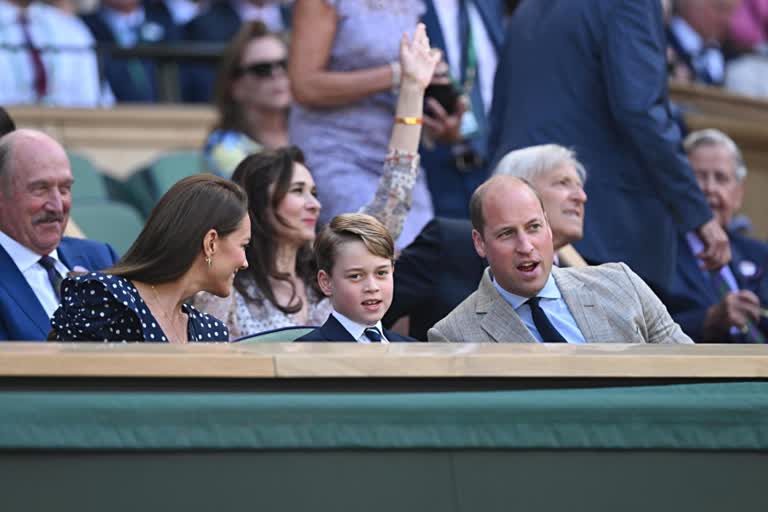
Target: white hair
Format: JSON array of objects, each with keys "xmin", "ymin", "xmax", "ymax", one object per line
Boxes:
[
  {"xmin": 493, "ymin": 144, "xmax": 587, "ymax": 184},
  {"xmin": 683, "ymin": 128, "xmax": 747, "ymax": 181}
]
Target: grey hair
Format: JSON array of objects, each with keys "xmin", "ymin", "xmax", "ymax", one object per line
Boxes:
[
  {"xmin": 493, "ymin": 144, "xmax": 587, "ymax": 184},
  {"xmin": 0, "ymin": 133, "xmax": 14, "ymax": 196},
  {"xmin": 683, "ymin": 129, "xmax": 747, "ymax": 181}
]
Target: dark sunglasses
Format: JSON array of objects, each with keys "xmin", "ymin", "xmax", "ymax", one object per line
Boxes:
[{"xmin": 235, "ymin": 59, "xmax": 288, "ymax": 78}]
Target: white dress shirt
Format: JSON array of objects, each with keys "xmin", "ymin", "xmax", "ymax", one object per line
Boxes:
[
  {"xmin": 331, "ymin": 310, "xmax": 389, "ymax": 343},
  {"xmin": 0, "ymin": 230, "xmax": 69, "ymax": 317},
  {"xmin": 433, "ymin": 0, "xmax": 498, "ymax": 113},
  {"xmin": 0, "ymin": 0, "xmax": 114, "ymax": 106},
  {"xmin": 492, "ymin": 273, "xmax": 587, "ymax": 343}
]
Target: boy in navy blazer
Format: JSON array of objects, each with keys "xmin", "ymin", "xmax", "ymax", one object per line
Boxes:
[{"xmin": 296, "ymin": 214, "xmax": 414, "ymax": 343}]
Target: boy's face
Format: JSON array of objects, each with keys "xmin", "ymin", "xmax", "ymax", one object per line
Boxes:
[{"xmin": 318, "ymin": 240, "xmax": 394, "ymax": 326}]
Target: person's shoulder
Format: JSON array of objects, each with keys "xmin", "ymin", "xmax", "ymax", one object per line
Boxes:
[
  {"xmin": 384, "ymin": 329, "xmax": 417, "ymax": 342},
  {"xmin": 731, "ymin": 232, "xmax": 768, "ymax": 258},
  {"xmin": 60, "ymin": 236, "xmax": 114, "ymax": 254},
  {"xmin": 294, "ymin": 327, "xmax": 326, "ymax": 342}
]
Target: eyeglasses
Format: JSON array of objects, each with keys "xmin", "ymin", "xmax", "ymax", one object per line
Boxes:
[{"xmin": 235, "ymin": 59, "xmax": 288, "ymax": 78}]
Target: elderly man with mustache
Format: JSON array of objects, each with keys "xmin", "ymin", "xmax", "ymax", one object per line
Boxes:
[{"xmin": 0, "ymin": 129, "xmax": 118, "ymax": 341}]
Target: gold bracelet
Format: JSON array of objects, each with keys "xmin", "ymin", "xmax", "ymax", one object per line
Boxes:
[{"xmin": 395, "ymin": 116, "xmax": 423, "ymax": 125}]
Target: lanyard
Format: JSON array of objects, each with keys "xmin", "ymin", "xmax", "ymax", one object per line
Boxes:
[{"xmin": 456, "ymin": 0, "xmax": 478, "ymax": 95}]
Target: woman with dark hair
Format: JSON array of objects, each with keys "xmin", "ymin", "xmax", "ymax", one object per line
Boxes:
[
  {"xmin": 194, "ymin": 23, "xmax": 440, "ymax": 337},
  {"xmin": 50, "ymin": 175, "xmax": 251, "ymax": 342},
  {"xmin": 204, "ymin": 21, "xmax": 290, "ymax": 177}
]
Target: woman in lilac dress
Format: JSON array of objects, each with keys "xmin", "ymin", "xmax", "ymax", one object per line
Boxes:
[{"xmin": 288, "ymin": 0, "xmax": 433, "ymax": 249}]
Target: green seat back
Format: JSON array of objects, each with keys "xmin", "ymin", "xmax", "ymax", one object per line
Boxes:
[
  {"xmin": 149, "ymin": 150, "xmax": 205, "ymax": 196},
  {"xmin": 236, "ymin": 327, "xmax": 316, "ymax": 343},
  {"xmin": 70, "ymin": 201, "xmax": 144, "ymax": 257},
  {"xmin": 67, "ymin": 152, "xmax": 108, "ymax": 201}
]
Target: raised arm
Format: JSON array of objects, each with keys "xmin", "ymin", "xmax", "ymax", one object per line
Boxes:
[
  {"xmin": 289, "ymin": 0, "xmax": 396, "ymax": 108},
  {"xmin": 362, "ymin": 23, "xmax": 440, "ymax": 239}
]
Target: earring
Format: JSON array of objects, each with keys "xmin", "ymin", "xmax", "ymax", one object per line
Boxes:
[{"xmin": 205, "ymin": 255, "xmax": 212, "ymax": 267}]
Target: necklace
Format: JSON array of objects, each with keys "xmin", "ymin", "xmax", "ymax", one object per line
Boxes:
[{"xmin": 150, "ymin": 285, "xmax": 184, "ymax": 343}]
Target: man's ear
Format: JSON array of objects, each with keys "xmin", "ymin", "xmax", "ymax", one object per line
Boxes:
[
  {"xmin": 317, "ymin": 269, "xmax": 333, "ymax": 297},
  {"xmin": 203, "ymin": 229, "xmax": 219, "ymax": 257},
  {"xmin": 472, "ymin": 229, "xmax": 486, "ymax": 258}
]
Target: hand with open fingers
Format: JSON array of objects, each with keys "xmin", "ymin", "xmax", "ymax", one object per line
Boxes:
[
  {"xmin": 424, "ymin": 95, "xmax": 467, "ymax": 145},
  {"xmin": 696, "ymin": 218, "xmax": 732, "ymax": 270},
  {"xmin": 705, "ymin": 290, "xmax": 762, "ymax": 337},
  {"xmin": 400, "ymin": 23, "xmax": 442, "ymax": 90}
]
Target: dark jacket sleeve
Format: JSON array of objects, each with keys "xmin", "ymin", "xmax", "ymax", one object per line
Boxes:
[
  {"xmin": 383, "ymin": 220, "xmax": 443, "ymax": 327},
  {"xmin": 602, "ymin": 0, "xmax": 712, "ymax": 233}
]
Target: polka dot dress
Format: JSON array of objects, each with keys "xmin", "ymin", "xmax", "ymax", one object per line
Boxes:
[{"xmin": 51, "ymin": 273, "xmax": 229, "ymax": 342}]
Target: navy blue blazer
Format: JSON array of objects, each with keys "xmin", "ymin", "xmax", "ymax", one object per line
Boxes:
[
  {"xmin": 488, "ymin": 0, "xmax": 712, "ymax": 290},
  {"xmin": 0, "ymin": 237, "xmax": 118, "ymax": 341},
  {"xmin": 81, "ymin": 1, "xmax": 180, "ymax": 102},
  {"xmin": 663, "ymin": 232, "xmax": 768, "ymax": 343},
  {"xmin": 420, "ymin": 0, "xmax": 504, "ymax": 218},
  {"xmin": 180, "ymin": 1, "xmax": 292, "ymax": 102},
  {"xmin": 295, "ymin": 314, "xmax": 415, "ymax": 342},
  {"xmin": 383, "ymin": 217, "xmax": 485, "ymax": 341}
]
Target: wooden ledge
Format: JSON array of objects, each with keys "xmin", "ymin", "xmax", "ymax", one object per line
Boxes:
[{"xmin": 0, "ymin": 343, "xmax": 767, "ymax": 379}]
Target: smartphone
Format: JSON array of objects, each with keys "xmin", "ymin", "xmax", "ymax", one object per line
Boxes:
[{"xmin": 424, "ymin": 82, "xmax": 460, "ymax": 115}]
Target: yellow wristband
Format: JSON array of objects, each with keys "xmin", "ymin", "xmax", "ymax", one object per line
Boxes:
[{"xmin": 395, "ymin": 116, "xmax": 423, "ymax": 125}]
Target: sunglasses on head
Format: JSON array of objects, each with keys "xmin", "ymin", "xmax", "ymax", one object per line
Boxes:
[{"xmin": 235, "ymin": 59, "xmax": 288, "ymax": 78}]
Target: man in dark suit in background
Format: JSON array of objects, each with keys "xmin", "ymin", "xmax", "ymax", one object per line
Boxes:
[
  {"xmin": 0, "ymin": 130, "xmax": 118, "ymax": 341},
  {"xmin": 663, "ymin": 129, "xmax": 768, "ymax": 343},
  {"xmin": 488, "ymin": 0, "xmax": 730, "ymax": 295},
  {"xmin": 82, "ymin": 0, "xmax": 180, "ymax": 102},
  {"xmin": 419, "ymin": 0, "xmax": 504, "ymax": 219}
]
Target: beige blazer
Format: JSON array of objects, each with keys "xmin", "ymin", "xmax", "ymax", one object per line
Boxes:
[{"xmin": 428, "ymin": 262, "xmax": 693, "ymax": 344}]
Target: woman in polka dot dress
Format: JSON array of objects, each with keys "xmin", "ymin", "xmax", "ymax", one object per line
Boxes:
[{"xmin": 50, "ymin": 175, "xmax": 251, "ymax": 343}]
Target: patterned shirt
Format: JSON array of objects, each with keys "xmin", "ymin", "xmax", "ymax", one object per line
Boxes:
[{"xmin": 51, "ymin": 272, "xmax": 228, "ymax": 342}]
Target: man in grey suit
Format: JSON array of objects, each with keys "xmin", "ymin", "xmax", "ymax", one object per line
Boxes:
[{"xmin": 428, "ymin": 176, "xmax": 692, "ymax": 343}]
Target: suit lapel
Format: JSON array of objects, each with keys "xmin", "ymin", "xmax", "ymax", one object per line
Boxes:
[
  {"xmin": 552, "ymin": 267, "xmax": 612, "ymax": 343},
  {"xmin": 475, "ymin": 270, "xmax": 536, "ymax": 343},
  {"xmin": 421, "ymin": 1, "xmax": 451, "ymax": 68},
  {"xmin": 0, "ymin": 244, "xmax": 50, "ymax": 338},
  {"xmin": 472, "ymin": 0, "xmax": 504, "ymax": 51},
  {"xmin": 319, "ymin": 315, "xmax": 357, "ymax": 342}
]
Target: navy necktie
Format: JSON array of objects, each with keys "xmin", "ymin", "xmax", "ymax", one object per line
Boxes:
[
  {"xmin": 364, "ymin": 327, "xmax": 383, "ymax": 343},
  {"xmin": 526, "ymin": 297, "xmax": 567, "ymax": 343},
  {"xmin": 38, "ymin": 255, "xmax": 62, "ymax": 301}
]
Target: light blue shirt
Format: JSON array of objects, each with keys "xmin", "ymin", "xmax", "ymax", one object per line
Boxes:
[{"xmin": 492, "ymin": 273, "xmax": 587, "ymax": 343}]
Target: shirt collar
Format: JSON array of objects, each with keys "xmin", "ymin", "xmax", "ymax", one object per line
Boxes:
[
  {"xmin": 0, "ymin": 229, "xmax": 61, "ymax": 272},
  {"xmin": 491, "ymin": 271, "xmax": 561, "ymax": 311},
  {"xmin": 331, "ymin": 309, "xmax": 385, "ymax": 342}
]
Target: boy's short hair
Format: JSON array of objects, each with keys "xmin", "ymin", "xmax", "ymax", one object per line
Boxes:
[{"xmin": 315, "ymin": 213, "xmax": 395, "ymax": 273}]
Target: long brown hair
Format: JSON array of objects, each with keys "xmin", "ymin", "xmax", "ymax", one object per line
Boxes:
[
  {"xmin": 231, "ymin": 146, "xmax": 319, "ymax": 314},
  {"xmin": 212, "ymin": 21, "xmax": 272, "ymax": 135},
  {"xmin": 109, "ymin": 174, "xmax": 248, "ymax": 283}
]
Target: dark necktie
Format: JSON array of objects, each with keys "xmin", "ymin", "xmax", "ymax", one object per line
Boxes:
[
  {"xmin": 526, "ymin": 297, "xmax": 567, "ymax": 343},
  {"xmin": 364, "ymin": 327, "xmax": 383, "ymax": 343},
  {"xmin": 18, "ymin": 10, "xmax": 47, "ymax": 100},
  {"xmin": 38, "ymin": 255, "xmax": 62, "ymax": 301},
  {"xmin": 709, "ymin": 270, "xmax": 766, "ymax": 343}
]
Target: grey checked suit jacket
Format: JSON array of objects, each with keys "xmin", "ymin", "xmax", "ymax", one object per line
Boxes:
[{"xmin": 427, "ymin": 263, "xmax": 693, "ymax": 344}]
